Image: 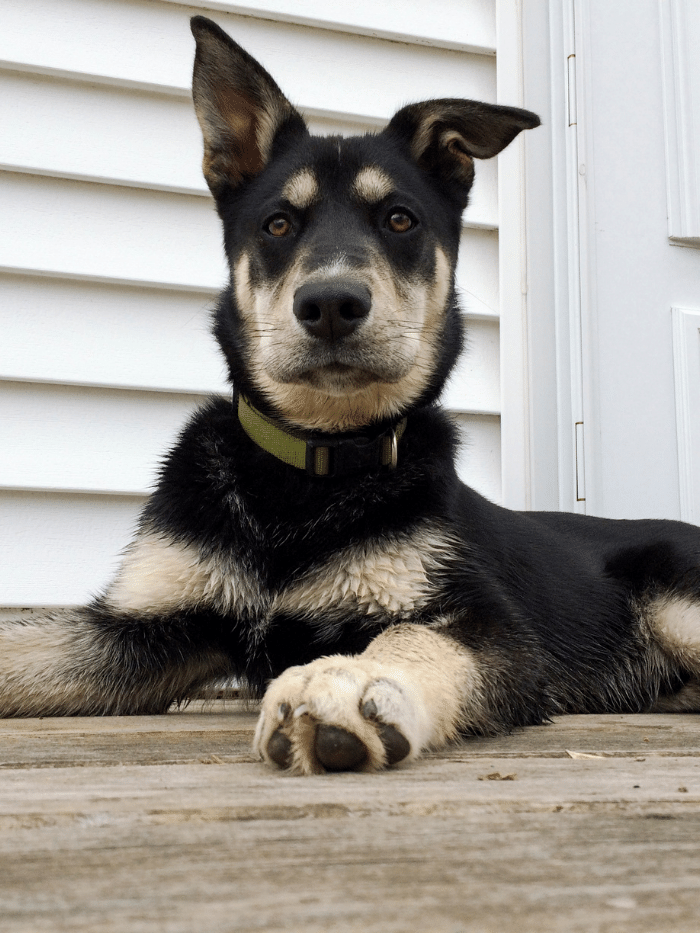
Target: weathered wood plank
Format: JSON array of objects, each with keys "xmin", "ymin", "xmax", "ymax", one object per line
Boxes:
[
  {"xmin": 2, "ymin": 752, "xmax": 699, "ymax": 816},
  {"xmin": 0, "ymin": 756, "xmax": 699, "ymax": 932},
  {"xmin": 0, "ymin": 699, "xmax": 257, "ymax": 734},
  {"xmin": 1, "ymin": 711, "xmax": 699, "ymax": 932},
  {"xmin": 1, "ymin": 707, "xmax": 698, "ymax": 767},
  {"xmin": 0, "ymin": 729, "xmax": 256, "ymax": 769},
  {"xmin": 0, "ymin": 702, "xmax": 258, "ymax": 767},
  {"xmin": 443, "ymin": 712, "xmax": 700, "ymax": 758}
]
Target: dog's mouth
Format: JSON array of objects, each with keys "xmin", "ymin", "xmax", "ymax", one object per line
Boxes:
[
  {"xmin": 295, "ymin": 361, "xmax": 381, "ymax": 392},
  {"xmin": 250, "ymin": 330, "xmax": 430, "ymax": 430},
  {"xmin": 262, "ymin": 335, "xmax": 412, "ymax": 392}
]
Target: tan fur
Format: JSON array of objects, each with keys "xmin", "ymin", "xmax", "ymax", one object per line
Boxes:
[
  {"xmin": 105, "ymin": 530, "xmax": 265, "ymax": 616},
  {"xmin": 282, "ymin": 168, "xmax": 319, "ymax": 209},
  {"xmin": 255, "ymin": 90, "xmax": 293, "ymax": 169},
  {"xmin": 410, "ymin": 113, "xmax": 440, "ymax": 164},
  {"xmin": 276, "ymin": 524, "xmax": 456, "ymax": 619},
  {"xmin": 642, "ymin": 595, "xmax": 700, "ymax": 712},
  {"xmin": 107, "ymin": 523, "xmax": 453, "ymax": 629},
  {"xmin": 195, "ymin": 88, "xmax": 265, "ymax": 190},
  {"xmin": 0, "ymin": 613, "xmax": 97, "ymax": 716},
  {"xmin": 234, "ymin": 246, "xmax": 452, "ymax": 432},
  {"xmin": 254, "ymin": 623, "xmax": 481, "ymax": 774},
  {"xmin": 649, "ymin": 595, "xmax": 700, "ymax": 668},
  {"xmin": 352, "ymin": 166, "xmax": 394, "ymax": 203},
  {"xmin": 408, "ymin": 114, "xmax": 475, "ymax": 186},
  {"xmin": 0, "ymin": 610, "xmax": 228, "ymax": 716},
  {"xmin": 192, "ymin": 27, "xmax": 296, "ymax": 193},
  {"xmin": 362, "ymin": 624, "xmax": 484, "ymax": 743}
]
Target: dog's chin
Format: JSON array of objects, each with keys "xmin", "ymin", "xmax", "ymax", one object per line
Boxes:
[
  {"xmin": 297, "ymin": 363, "xmax": 383, "ymax": 396},
  {"xmin": 255, "ymin": 365, "xmax": 416, "ymax": 432}
]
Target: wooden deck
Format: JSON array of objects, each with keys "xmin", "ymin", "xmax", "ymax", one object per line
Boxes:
[{"xmin": 1, "ymin": 703, "xmax": 699, "ymax": 932}]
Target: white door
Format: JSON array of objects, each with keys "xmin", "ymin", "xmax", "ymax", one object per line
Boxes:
[{"xmin": 518, "ymin": 0, "xmax": 700, "ymax": 522}]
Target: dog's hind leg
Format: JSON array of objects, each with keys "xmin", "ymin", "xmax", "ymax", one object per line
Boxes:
[{"xmin": 648, "ymin": 594, "xmax": 700, "ymax": 712}]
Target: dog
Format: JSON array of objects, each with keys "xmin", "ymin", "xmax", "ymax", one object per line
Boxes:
[{"xmin": 1, "ymin": 15, "xmax": 699, "ymax": 775}]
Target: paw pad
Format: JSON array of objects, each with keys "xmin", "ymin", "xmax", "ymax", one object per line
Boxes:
[
  {"xmin": 255, "ymin": 655, "xmax": 419, "ymax": 773},
  {"xmin": 315, "ymin": 725, "xmax": 368, "ymax": 771},
  {"xmin": 375, "ymin": 722, "xmax": 411, "ymax": 765},
  {"xmin": 267, "ymin": 728, "xmax": 292, "ymax": 769}
]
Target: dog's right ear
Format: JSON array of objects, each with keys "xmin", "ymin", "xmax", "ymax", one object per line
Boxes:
[{"xmin": 191, "ymin": 16, "xmax": 307, "ymax": 196}]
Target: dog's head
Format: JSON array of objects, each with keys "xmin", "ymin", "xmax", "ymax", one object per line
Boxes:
[{"xmin": 191, "ymin": 17, "xmax": 539, "ymax": 433}]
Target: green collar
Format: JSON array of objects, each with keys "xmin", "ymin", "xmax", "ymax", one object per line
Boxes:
[{"xmin": 236, "ymin": 394, "xmax": 407, "ymax": 477}]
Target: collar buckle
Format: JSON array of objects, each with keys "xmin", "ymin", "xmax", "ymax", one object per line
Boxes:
[
  {"xmin": 305, "ymin": 431, "xmax": 396, "ymax": 477},
  {"xmin": 305, "ymin": 437, "xmax": 332, "ymax": 476}
]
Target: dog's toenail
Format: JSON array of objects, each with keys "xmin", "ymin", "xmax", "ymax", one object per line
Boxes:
[
  {"xmin": 267, "ymin": 728, "xmax": 292, "ymax": 768},
  {"xmin": 315, "ymin": 725, "xmax": 367, "ymax": 771},
  {"xmin": 377, "ymin": 722, "xmax": 411, "ymax": 765}
]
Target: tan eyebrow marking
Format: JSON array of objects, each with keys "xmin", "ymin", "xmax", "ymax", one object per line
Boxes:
[
  {"xmin": 282, "ymin": 168, "xmax": 319, "ymax": 209},
  {"xmin": 352, "ymin": 166, "xmax": 394, "ymax": 203}
]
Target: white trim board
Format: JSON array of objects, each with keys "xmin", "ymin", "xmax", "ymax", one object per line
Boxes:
[
  {"xmin": 659, "ymin": 0, "xmax": 700, "ymax": 247},
  {"xmin": 672, "ymin": 307, "xmax": 700, "ymax": 524}
]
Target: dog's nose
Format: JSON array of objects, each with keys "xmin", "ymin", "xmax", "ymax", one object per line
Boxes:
[{"xmin": 293, "ymin": 281, "xmax": 371, "ymax": 341}]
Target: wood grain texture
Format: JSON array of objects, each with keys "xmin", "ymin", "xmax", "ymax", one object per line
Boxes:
[{"xmin": 1, "ymin": 704, "xmax": 699, "ymax": 932}]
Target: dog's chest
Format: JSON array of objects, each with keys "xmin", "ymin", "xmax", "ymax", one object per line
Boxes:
[
  {"xmin": 105, "ymin": 525, "xmax": 452, "ymax": 624},
  {"xmin": 273, "ymin": 539, "xmax": 437, "ymax": 620}
]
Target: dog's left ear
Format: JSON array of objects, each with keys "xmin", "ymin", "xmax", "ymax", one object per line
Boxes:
[
  {"xmin": 191, "ymin": 16, "xmax": 307, "ymax": 196},
  {"xmin": 384, "ymin": 99, "xmax": 540, "ymax": 203}
]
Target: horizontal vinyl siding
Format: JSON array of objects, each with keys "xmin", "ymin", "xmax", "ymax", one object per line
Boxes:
[
  {"xmin": 1, "ymin": 0, "xmax": 496, "ymax": 117},
  {"xmin": 167, "ymin": 0, "xmax": 497, "ymax": 53},
  {"xmin": 0, "ymin": 173, "xmax": 224, "ymax": 291},
  {"xmin": 0, "ymin": 382, "xmax": 209, "ymax": 496},
  {"xmin": 0, "ymin": 492, "xmax": 143, "ymax": 606},
  {"xmin": 453, "ymin": 414, "xmax": 502, "ymax": 505},
  {"xmin": 0, "ymin": 0, "xmax": 500, "ymax": 606},
  {"xmin": 0, "ymin": 275, "xmax": 226, "ymax": 394}
]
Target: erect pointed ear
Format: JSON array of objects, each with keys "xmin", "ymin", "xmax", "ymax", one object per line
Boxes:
[
  {"xmin": 190, "ymin": 16, "xmax": 307, "ymax": 196},
  {"xmin": 383, "ymin": 99, "xmax": 540, "ymax": 202}
]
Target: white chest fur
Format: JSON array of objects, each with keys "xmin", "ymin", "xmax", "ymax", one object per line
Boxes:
[{"xmin": 105, "ymin": 524, "xmax": 455, "ymax": 623}]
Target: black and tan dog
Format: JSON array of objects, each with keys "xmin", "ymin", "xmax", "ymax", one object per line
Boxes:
[{"xmin": 1, "ymin": 17, "xmax": 699, "ymax": 773}]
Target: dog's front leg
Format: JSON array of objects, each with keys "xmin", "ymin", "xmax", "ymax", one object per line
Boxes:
[
  {"xmin": 254, "ymin": 624, "xmax": 480, "ymax": 774},
  {"xmin": 0, "ymin": 527, "xmax": 247, "ymax": 717},
  {"xmin": 0, "ymin": 603, "xmax": 232, "ymax": 717}
]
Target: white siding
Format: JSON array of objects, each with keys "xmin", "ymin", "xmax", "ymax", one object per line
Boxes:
[
  {"xmin": 0, "ymin": 493, "xmax": 143, "ymax": 606},
  {"xmin": 0, "ymin": 0, "xmax": 501, "ymax": 607}
]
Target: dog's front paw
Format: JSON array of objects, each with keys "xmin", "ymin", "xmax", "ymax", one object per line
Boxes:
[{"xmin": 253, "ymin": 655, "xmax": 424, "ymax": 774}]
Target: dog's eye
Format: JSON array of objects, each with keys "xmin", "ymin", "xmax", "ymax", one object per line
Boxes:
[
  {"xmin": 386, "ymin": 211, "xmax": 415, "ymax": 233},
  {"xmin": 266, "ymin": 215, "xmax": 292, "ymax": 237}
]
